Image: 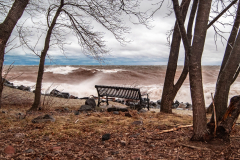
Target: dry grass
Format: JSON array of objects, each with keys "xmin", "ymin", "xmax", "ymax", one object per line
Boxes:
[
  {"xmin": 0, "ymin": 86, "xmax": 193, "ymax": 136},
  {"xmin": 0, "ymin": 86, "xmax": 195, "ymax": 159},
  {"xmin": 3, "ymin": 86, "xmax": 240, "ymax": 159}
]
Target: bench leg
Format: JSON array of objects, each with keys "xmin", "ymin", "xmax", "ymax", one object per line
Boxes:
[
  {"xmin": 106, "ymin": 95, "xmax": 109, "ymax": 105},
  {"xmin": 147, "ymin": 94, "xmax": 150, "ymax": 111},
  {"xmin": 98, "ymin": 96, "xmax": 100, "ymax": 107}
]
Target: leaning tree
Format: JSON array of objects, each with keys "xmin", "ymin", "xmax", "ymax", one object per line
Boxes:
[{"xmin": 0, "ymin": 0, "xmax": 29, "ymax": 109}]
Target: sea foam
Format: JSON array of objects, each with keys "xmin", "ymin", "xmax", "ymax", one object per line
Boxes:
[{"xmin": 44, "ymin": 66, "xmax": 79, "ymax": 75}]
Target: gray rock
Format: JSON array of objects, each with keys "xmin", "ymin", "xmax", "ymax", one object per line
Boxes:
[
  {"xmin": 185, "ymin": 102, "xmax": 192, "ymax": 109},
  {"xmin": 125, "ymin": 112, "xmax": 132, "ymax": 117},
  {"xmin": 4, "ymin": 83, "xmax": 15, "ymax": 88},
  {"xmin": 172, "ymin": 100, "xmax": 180, "ymax": 108},
  {"xmin": 102, "ymin": 133, "xmax": 111, "ymax": 141},
  {"xmin": 50, "ymin": 89, "xmax": 60, "ymax": 96},
  {"xmin": 138, "ymin": 109, "xmax": 147, "ymax": 113},
  {"xmin": 79, "ymin": 105, "xmax": 93, "ymax": 111},
  {"xmin": 178, "ymin": 103, "xmax": 187, "ymax": 109},
  {"xmin": 32, "ymin": 114, "xmax": 55, "ymax": 123},
  {"xmin": 172, "ymin": 104, "xmax": 179, "ymax": 109},
  {"xmin": 50, "ymin": 89, "xmax": 69, "ymax": 98},
  {"xmin": 150, "ymin": 101, "xmax": 157, "ymax": 106},
  {"xmin": 132, "ymin": 121, "xmax": 143, "ymax": 125},
  {"xmin": 17, "ymin": 85, "xmax": 30, "ymax": 91},
  {"xmin": 73, "ymin": 110, "xmax": 80, "ymax": 115},
  {"xmin": 85, "ymin": 98, "xmax": 96, "ymax": 108},
  {"xmin": 55, "ymin": 107, "xmax": 71, "ymax": 113},
  {"xmin": 113, "ymin": 111, "xmax": 120, "ymax": 115},
  {"xmin": 3, "ymin": 78, "xmax": 14, "ymax": 88},
  {"xmin": 157, "ymin": 99, "xmax": 161, "ymax": 105},
  {"xmin": 107, "ymin": 107, "xmax": 128, "ymax": 112},
  {"xmin": 61, "ymin": 92, "xmax": 70, "ymax": 98},
  {"xmin": 156, "ymin": 105, "xmax": 161, "ymax": 109},
  {"xmin": 150, "ymin": 144, "xmax": 155, "ymax": 147},
  {"xmin": 25, "ymin": 149, "xmax": 34, "ymax": 153}
]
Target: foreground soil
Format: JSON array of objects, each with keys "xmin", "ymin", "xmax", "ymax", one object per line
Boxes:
[{"xmin": 1, "ymin": 87, "xmax": 240, "ymax": 159}]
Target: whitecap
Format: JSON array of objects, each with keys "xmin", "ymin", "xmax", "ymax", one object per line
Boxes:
[
  {"xmin": 96, "ymin": 69, "xmax": 125, "ymax": 73},
  {"xmin": 44, "ymin": 66, "xmax": 79, "ymax": 75}
]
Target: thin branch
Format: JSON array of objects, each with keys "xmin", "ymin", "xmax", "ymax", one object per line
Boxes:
[{"xmin": 208, "ymin": 0, "xmax": 238, "ymax": 28}]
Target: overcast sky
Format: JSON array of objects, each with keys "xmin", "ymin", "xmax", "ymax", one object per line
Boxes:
[{"xmin": 3, "ymin": 0, "xmax": 236, "ymax": 65}]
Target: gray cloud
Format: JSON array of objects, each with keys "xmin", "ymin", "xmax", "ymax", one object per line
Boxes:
[{"xmin": 3, "ymin": 0, "xmax": 238, "ymax": 65}]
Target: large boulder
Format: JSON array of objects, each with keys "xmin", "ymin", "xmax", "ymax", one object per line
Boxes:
[
  {"xmin": 79, "ymin": 105, "xmax": 93, "ymax": 111},
  {"xmin": 60, "ymin": 92, "xmax": 70, "ymax": 99},
  {"xmin": 17, "ymin": 85, "xmax": 30, "ymax": 91},
  {"xmin": 32, "ymin": 114, "xmax": 55, "ymax": 123},
  {"xmin": 185, "ymin": 102, "xmax": 192, "ymax": 110},
  {"xmin": 150, "ymin": 101, "xmax": 157, "ymax": 107},
  {"xmin": 50, "ymin": 89, "xmax": 60, "ymax": 96},
  {"xmin": 85, "ymin": 98, "xmax": 96, "ymax": 108},
  {"xmin": 138, "ymin": 109, "xmax": 148, "ymax": 113},
  {"xmin": 172, "ymin": 100, "xmax": 180, "ymax": 109},
  {"xmin": 50, "ymin": 89, "xmax": 69, "ymax": 98}
]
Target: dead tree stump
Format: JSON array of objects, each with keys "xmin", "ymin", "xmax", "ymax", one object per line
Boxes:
[{"xmin": 208, "ymin": 95, "xmax": 240, "ymax": 141}]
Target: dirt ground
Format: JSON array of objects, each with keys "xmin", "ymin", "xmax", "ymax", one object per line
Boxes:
[{"xmin": 1, "ymin": 87, "xmax": 240, "ymax": 159}]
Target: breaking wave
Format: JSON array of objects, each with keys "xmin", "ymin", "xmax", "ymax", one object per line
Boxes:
[
  {"xmin": 44, "ymin": 66, "xmax": 79, "ymax": 75},
  {"xmin": 6, "ymin": 65, "xmax": 240, "ymax": 106}
]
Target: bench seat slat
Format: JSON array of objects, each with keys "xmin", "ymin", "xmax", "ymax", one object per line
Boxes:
[{"xmin": 95, "ymin": 85, "xmax": 145, "ymax": 101}]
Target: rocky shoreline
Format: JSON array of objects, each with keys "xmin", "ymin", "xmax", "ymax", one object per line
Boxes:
[{"xmin": 3, "ymin": 78, "xmax": 193, "ymax": 111}]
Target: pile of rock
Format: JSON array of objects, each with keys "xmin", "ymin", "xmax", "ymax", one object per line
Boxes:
[
  {"xmin": 3, "ymin": 78, "xmax": 30, "ymax": 91},
  {"xmin": 144, "ymin": 99, "xmax": 192, "ymax": 110}
]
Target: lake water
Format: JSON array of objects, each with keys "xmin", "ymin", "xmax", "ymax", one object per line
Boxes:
[{"xmin": 4, "ymin": 65, "xmax": 240, "ymax": 106}]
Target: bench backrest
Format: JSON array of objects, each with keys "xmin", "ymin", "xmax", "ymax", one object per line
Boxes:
[{"xmin": 95, "ymin": 85, "xmax": 142, "ymax": 100}]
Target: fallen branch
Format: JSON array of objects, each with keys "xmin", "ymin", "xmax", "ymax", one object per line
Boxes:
[
  {"xmin": 158, "ymin": 125, "xmax": 192, "ymax": 134},
  {"xmin": 181, "ymin": 143, "xmax": 209, "ymax": 150},
  {"xmin": 211, "ymin": 93, "xmax": 217, "ymax": 137}
]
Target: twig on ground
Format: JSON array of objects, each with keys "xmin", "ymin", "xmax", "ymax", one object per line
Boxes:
[
  {"xmin": 181, "ymin": 143, "xmax": 209, "ymax": 150},
  {"xmin": 158, "ymin": 125, "xmax": 192, "ymax": 134}
]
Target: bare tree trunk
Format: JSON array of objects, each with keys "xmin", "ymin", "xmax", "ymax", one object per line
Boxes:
[
  {"xmin": 209, "ymin": 28, "xmax": 240, "ymax": 123},
  {"xmin": 29, "ymin": 0, "xmax": 64, "ymax": 111},
  {"xmin": 189, "ymin": 0, "xmax": 212, "ymax": 141},
  {"xmin": 161, "ymin": 0, "xmax": 194, "ymax": 113},
  {"xmin": 0, "ymin": 0, "xmax": 29, "ymax": 109},
  {"xmin": 207, "ymin": 1, "xmax": 240, "ymax": 114}
]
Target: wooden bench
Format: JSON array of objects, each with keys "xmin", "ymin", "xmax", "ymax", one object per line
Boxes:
[{"xmin": 95, "ymin": 85, "xmax": 149, "ymax": 110}]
